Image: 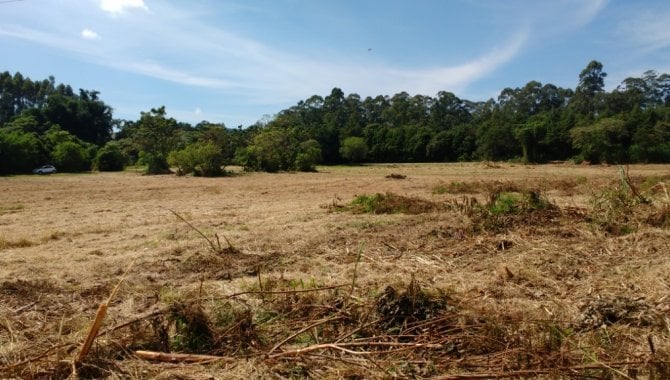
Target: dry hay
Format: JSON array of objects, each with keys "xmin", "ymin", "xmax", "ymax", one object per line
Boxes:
[{"xmin": 1, "ymin": 163, "xmax": 670, "ymax": 378}]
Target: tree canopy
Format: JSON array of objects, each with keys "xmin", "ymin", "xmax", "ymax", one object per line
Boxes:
[{"xmin": 3, "ymin": 61, "xmax": 670, "ymax": 175}]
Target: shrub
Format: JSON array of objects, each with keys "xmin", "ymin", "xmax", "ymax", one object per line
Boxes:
[
  {"xmin": 139, "ymin": 152, "xmax": 171, "ymax": 174},
  {"xmin": 94, "ymin": 141, "xmax": 126, "ymax": 171},
  {"xmin": 52, "ymin": 141, "xmax": 90, "ymax": 172},
  {"xmin": 295, "ymin": 139, "xmax": 322, "ymax": 172},
  {"xmin": 168, "ymin": 141, "xmax": 225, "ymax": 177}
]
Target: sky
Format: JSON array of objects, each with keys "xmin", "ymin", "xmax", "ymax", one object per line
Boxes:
[{"xmin": 1, "ymin": 0, "xmax": 670, "ymax": 127}]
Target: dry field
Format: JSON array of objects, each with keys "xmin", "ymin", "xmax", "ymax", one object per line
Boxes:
[{"xmin": 1, "ymin": 162, "xmax": 670, "ymax": 379}]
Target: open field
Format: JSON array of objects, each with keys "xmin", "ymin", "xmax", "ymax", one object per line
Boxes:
[{"xmin": 1, "ymin": 162, "xmax": 670, "ymax": 379}]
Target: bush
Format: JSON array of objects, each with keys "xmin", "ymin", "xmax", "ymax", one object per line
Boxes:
[
  {"xmin": 167, "ymin": 141, "xmax": 225, "ymax": 177},
  {"xmin": 94, "ymin": 142, "xmax": 126, "ymax": 171},
  {"xmin": 295, "ymin": 139, "xmax": 322, "ymax": 172},
  {"xmin": 52, "ymin": 141, "xmax": 90, "ymax": 172},
  {"xmin": 139, "ymin": 152, "xmax": 171, "ymax": 174}
]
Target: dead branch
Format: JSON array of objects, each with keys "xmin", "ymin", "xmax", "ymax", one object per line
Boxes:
[{"xmin": 135, "ymin": 350, "xmax": 235, "ymax": 363}]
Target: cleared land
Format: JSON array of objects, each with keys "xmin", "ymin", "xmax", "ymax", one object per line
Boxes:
[{"xmin": 1, "ymin": 163, "xmax": 669, "ymax": 379}]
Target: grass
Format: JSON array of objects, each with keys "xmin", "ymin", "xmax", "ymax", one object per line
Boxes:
[{"xmin": 1, "ymin": 163, "xmax": 670, "ymax": 378}]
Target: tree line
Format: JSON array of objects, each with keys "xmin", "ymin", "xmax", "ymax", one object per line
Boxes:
[{"xmin": 1, "ymin": 60, "xmax": 669, "ymax": 175}]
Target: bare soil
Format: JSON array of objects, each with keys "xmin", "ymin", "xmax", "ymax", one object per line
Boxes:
[{"xmin": 1, "ymin": 162, "xmax": 669, "ymax": 379}]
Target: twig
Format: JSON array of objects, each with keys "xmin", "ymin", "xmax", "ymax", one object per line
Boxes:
[
  {"xmin": 346, "ymin": 244, "xmax": 364, "ymax": 305},
  {"xmin": 11, "ymin": 301, "xmax": 37, "ymax": 314},
  {"xmin": 214, "ymin": 284, "xmax": 349, "ymax": 299},
  {"xmin": 619, "ymin": 165, "xmax": 647, "ymax": 204},
  {"xmin": 432, "ymin": 361, "xmax": 670, "ymax": 379},
  {"xmin": 0, "ymin": 343, "xmax": 76, "ymax": 371},
  {"xmin": 269, "ymin": 316, "xmax": 343, "ymax": 354},
  {"xmin": 166, "ymin": 208, "xmax": 235, "ymax": 254},
  {"xmin": 269, "ymin": 342, "xmax": 442, "ymax": 359}
]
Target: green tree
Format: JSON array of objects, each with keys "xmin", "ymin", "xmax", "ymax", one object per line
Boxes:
[
  {"xmin": 571, "ymin": 117, "xmax": 629, "ymax": 164},
  {"xmin": 339, "ymin": 136, "xmax": 368, "ymax": 163},
  {"xmin": 238, "ymin": 128, "xmax": 298, "ymax": 172},
  {"xmin": 0, "ymin": 129, "xmax": 42, "ymax": 174},
  {"xmin": 132, "ymin": 106, "xmax": 180, "ymax": 174},
  {"xmin": 571, "ymin": 60, "xmax": 607, "ymax": 119}
]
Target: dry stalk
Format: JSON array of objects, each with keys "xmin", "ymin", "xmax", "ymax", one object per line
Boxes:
[
  {"xmin": 166, "ymin": 208, "xmax": 236, "ymax": 254},
  {"xmin": 346, "ymin": 244, "xmax": 364, "ymax": 306},
  {"xmin": 74, "ymin": 259, "xmax": 135, "ymax": 364}
]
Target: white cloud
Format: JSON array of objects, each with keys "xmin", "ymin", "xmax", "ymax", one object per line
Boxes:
[
  {"xmin": 100, "ymin": 0, "xmax": 148, "ymax": 15},
  {"xmin": 194, "ymin": 107, "xmax": 202, "ymax": 115},
  {"xmin": 81, "ymin": 28, "xmax": 100, "ymax": 40}
]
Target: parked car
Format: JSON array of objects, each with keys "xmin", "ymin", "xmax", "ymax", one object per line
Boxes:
[{"xmin": 32, "ymin": 165, "xmax": 57, "ymax": 174}]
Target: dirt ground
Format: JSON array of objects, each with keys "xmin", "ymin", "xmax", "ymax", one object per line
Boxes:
[{"xmin": 1, "ymin": 162, "xmax": 669, "ymax": 379}]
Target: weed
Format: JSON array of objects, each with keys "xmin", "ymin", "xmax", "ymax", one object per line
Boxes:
[
  {"xmin": 0, "ymin": 203, "xmax": 24, "ymax": 215},
  {"xmin": 376, "ymin": 281, "xmax": 449, "ymax": 329},
  {"xmin": 489, "ymin": 192, "xmax": 521, "ymax": 214},
  {"xmin": 433, "ymin": 181, "xmax": 480, "ymax": 194},
  {"xmin": 168, "ymin": 302, "xmax": 215, "ymax": 353},
  {"xmin": 487, "ymin": 190, "xmax": 552, "ymax": 215},
  {"xmin": 348, "ymin": 192, "xmax": 442, "ymax": 214},
  {"xmin": 0, "ymin": 236, "xmax": 35, "ymax": 250},
  {"xmin": 589, "ymin": 187, "xmax": 637, "ymax": 235}
]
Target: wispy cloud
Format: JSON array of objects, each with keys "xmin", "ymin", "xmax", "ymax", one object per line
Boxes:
[
  {"xmin": 621, "ymin": 7, "xmax": 670, "ymax": 52},
  {"xmin": 99, "ymin": 0, "xmax": 148, "ymax": 15},
  {"xmin": 0, "ymin": 1, "xmax": 531, "ymax": 104},
  {"xmin": 572, "ymin": 0, "xmax": 608, "ymax": 28},
  {"xmin": 81, "ymin": 28, "xmax": 100, "ymax": 40}
]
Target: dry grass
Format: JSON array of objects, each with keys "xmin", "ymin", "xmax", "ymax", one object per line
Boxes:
[{"xmin": 1, "ymin": 163, "xmax": 670, "ymax": 378}]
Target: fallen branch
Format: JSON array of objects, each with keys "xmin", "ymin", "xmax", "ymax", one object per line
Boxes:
[{"xmin": 135, "ymin": 350, "xmax": 235, "ymax": 364}]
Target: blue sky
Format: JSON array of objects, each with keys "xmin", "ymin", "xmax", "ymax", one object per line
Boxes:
[{"xmin": 1, "ymin": 0, "xmax": 669, "ymax": 127}]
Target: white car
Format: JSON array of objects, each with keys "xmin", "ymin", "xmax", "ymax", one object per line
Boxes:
[{"xmin": 32, "ymin": 165, "xmax": 57, "ymax": 174}]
